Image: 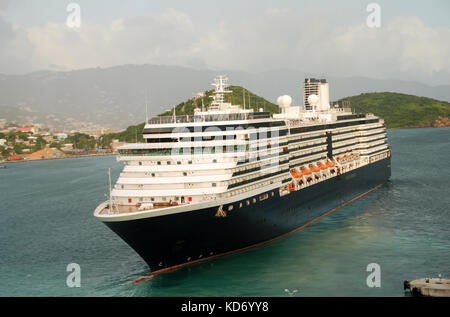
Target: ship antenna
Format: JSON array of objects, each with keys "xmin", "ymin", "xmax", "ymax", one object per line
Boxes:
[
  {"xmin": 108, "ymin": 168, "xmax": 112, "ymax": 214},
  {"xmin": 145, "ymin": 92, "xmax": 149, "ymax": 124}
]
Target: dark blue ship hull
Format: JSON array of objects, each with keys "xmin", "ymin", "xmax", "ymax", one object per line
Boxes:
[{"xmin": 104, "ymin": 157, "xmax": 391, "ymax": 275}]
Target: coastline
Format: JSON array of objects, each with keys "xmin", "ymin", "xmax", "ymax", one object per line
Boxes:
[
  {"xmin": 1, "ymin": 153, "xmax": 116, "ymax": 164},
  {"xmin": 389, "ymin": 124, "xmax": 450, "ymax": 130}
]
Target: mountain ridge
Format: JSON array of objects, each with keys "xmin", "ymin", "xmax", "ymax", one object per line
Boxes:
[{"xmin": 1, "ymin": 64, "xmax": 450, "ymax": 129}]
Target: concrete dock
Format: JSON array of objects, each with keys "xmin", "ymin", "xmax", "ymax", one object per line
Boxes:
[{"xmin": 404, "ymin": 278, "xmax": 450, "ymax": 297}]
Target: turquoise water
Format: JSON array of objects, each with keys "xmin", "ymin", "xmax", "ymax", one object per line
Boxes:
[{"xmin": 0, "ymin": 127, "xmax": 449, "ymax": 297}]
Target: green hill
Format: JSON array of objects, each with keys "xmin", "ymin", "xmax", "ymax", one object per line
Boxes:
[
  {"xmin": 337, "ymin": 92, "xmax": 450, "ymax": 129},
  {"xmin": 159, "ymin": 86, "xmax": 279, "ymax": 116}
]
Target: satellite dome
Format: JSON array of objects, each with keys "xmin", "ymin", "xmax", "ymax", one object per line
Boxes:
[
  {"xmin": 308, "ymin": 94, "xmax": 319, "ymax": 107},
  {"xmin": 277, "ymin": 95, "xmax": 292, "ymax": 108}
]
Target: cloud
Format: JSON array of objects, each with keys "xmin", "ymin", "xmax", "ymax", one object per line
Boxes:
[
  {"xmin": 1, "ymin": 7, "xmax": 450, "ymax": 84},
  {"xmin": 0, "ymin": 15, "xmax": 35, "ymax": 74},
  {"xmin": 0, "ymin": 0, "xmax": 13, "ymax": 11}
]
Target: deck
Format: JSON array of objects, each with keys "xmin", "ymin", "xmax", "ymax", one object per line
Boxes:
[{"xmin": 98, "ymin": 201, "xmax": 183, "ymax": 215}]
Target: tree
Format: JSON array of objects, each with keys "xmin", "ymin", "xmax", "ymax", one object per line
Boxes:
[
  {"xmin": 49, "ymin": 142, "xmax": 61, "ymax": 149},
  {"xmin": 33, "ymin": 136, "xmax": 47, "ymax": 151},
  {"xmin": 13, "ymin": 144, "xmax": 23, "ymax": 154},
  {"xmin": 0, "ymin": 146, "xmax": 11, "ymax": 157},
  {"xmin": 6, "ymin": 131, "xmax": 16, "ymax": 143}
]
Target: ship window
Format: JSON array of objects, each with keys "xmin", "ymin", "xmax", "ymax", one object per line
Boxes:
[
  {"xmin": 157, "ymin": 161, "xmax": 161, "ymax": 165},
  {"xmin": 271, "ymin": 192, "xmax": 275, "ymax": 197},
  {"xmin": 188, "ymin": 160, "xmax": 192, "ymax": 164},
  {"xmin": 152, "ymin": 173, "xmax": 155, "ymax": 177},
  {"xmin": 239, "ymin": 202, "xmax": 243, "ymax": 208},
  {"xmin": 177, "ymin": 161, "xmax": 181, "ymax": 165},
  {"xmin": 228, "ymin": 205, "xmax": 233, "ymax": 211},
  {"xmin": 259, "ymin": 194, "xmax": 268, "ymax": 201},
  {"xmin": 213, "ymin": 159, "xmax": 217, "ymax": 163},
  {"xmin": 246, "ymin": 200, "xmax": 250, "ymax": 206},
  {"xmin": 175, "ymin": 196, "xmax": 179, "ymax": 201},
  {"xmin": 183, "ymin": 172, "xmax": 187, "ymax": 176},
  {"xmin": 121, "ymin": 185, "xmax": 124, "ymax": 189},
  {"xmin": 253, "ymin": 198, "xmax": 257, "ymax": 203},
  {"xmin": 167, "ymin": 161, "xmax": 171, "ymax": 165},
  {"xmin": 151, "ymin": 197, "xmax": 154, "ymax": 201},
  {"xmin": 139, "ymin": 197, "xmax": 143, "ymax": 202},
  {"xmin": 162, "ymin": 197, "xmax": 166, "ymax": 201},
  {"xmin": 212, "ymin": 183, "xmax": 217, "ymax": 187},
  {"xmin": 138, "ymin": 161, "xmax": 142, "ymax": 166}
]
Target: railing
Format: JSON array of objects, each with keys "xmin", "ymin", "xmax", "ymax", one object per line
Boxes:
[{"xmin": 148, "ymin": 112, "xmax": 271, "ymax": 124}]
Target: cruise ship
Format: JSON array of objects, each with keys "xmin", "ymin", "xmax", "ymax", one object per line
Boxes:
[{"xmin": 94, "ymin": 76, "xmax": 391, "ymax": 275}]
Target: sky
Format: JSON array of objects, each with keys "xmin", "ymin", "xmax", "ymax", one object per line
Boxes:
[{"xmin": 1, "ymin": 0, "xmax": 450, "ymax": 84}]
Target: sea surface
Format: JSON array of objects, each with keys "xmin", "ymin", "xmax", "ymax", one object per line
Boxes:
[{"xmin": 0, "ymin": 127, "xmax": 449, "ymax": 297}]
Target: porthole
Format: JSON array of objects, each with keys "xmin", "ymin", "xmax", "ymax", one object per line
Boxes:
[
  {"xmin": 228, "ymin": 205, "xmax": 233, "ymax": 211},
  {"xmin": 157, "ymin": 161, "xmax": 161, "ymax": 165},
  {"xmin": 246, "ymin": 200, "xmax": 250, "ymax": 206},
  {"xmin": 253, "ymin": 198, "xmax": 257, "ymax": 203}
]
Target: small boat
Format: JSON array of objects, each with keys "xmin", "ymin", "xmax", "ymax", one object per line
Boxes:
[
  {"xmin": 326, "ymin": 161, "xmax": 335, "ymax": 168},
  {"xmin": 300, "ymin": 166, "xmax": 312, "ymax": 175},
  {"xmin": 290, "ymin": 169, "xmax": 302, "ymax": 178},
  {"xmin": 0, "ymin": 165, "xmax": 6, "ymax": 169},
  {"xmin": 309, "ymin": 164, "xmax": 320, "ymax": 173}
]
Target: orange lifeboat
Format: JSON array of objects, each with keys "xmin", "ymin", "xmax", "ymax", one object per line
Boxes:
[
  {"xmin": 317, "ymin": 162, "xmax": 327, "ymax": 170},
  {"xmin": 290, "ymin": 169, "xmax": 302, "ymax": 178},
  {"xmin": 300, "ymin": 166, "xmax": 312, "ymax": 175},
  {"xmin": 326, "ymin": 160, "xmax": 335, "ymax": 168},
  {"xmin": 289, "ymin": 181, "xmax": 295, "ymax": 192},
  {"xmin": 309, "ymin": 164, "xmax": 320, "ymax": 173}
]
